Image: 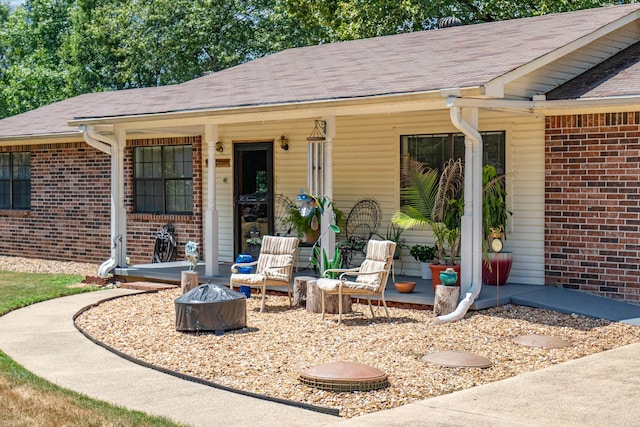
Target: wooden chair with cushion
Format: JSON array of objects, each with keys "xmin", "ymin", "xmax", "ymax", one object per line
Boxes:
[
  {"xmin": 317, "ymin": 239, "xmax": 395, "ymax": 325},
  {"xmin": 230, "ymin": 235, "xmax": 299, "ymax": 312}
]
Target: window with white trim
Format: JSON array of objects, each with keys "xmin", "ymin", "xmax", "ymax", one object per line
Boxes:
[
  {"xmin": 0, "ymin": 152, "xmax": 31, "ymax": 210},
  {"xmin": 400, "ymin": 131, "xmax": 505, "ymax": 174},
  {"xmin": 133, "ymin": 145, "xmax": 193, "ymax": 214}
]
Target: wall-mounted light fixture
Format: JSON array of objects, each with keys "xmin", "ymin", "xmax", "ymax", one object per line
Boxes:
[
  {"xmin": 278, "ymin": 135, "xmax": 289, "ymax": 151},
  {"xmin": 215, "ymin": 141, "xmax": 224, "ymax": 153}
]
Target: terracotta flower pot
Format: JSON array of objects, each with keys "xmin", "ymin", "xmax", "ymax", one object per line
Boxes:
[
  {"xmin": 429, "ymin": 263, "xmax": 461, "ymax": 291},
  {"xmin": 394, "ymin": 281, "xmax": 416, "ymax": 293}
]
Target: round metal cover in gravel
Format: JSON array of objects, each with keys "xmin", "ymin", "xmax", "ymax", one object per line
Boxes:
[
  {"xmin": 299, "ymin": 361, "xmax": 388, "ymax": 392},
  {"xmin": 421, "ymin": 351, "xmax": 492, "ymax": 368},
  {"xmin": 512, "ymin": 334, "xmax": 571, "ymax": 348}
]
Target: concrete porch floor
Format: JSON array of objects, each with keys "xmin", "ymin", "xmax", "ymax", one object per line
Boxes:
[{"xmin": 114, "ymin": 261, "xmax": 640, "ymax": 325}]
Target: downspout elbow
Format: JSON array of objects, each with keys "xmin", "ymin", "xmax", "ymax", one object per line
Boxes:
[{"xmin": 82, "ymin": 125, "xmax": 114, "ymax": 155}]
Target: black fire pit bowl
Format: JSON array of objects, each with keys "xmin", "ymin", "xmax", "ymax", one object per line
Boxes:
[{"xmin": 175, "ymin": 283, "xmax": 247, "ymax": 333}]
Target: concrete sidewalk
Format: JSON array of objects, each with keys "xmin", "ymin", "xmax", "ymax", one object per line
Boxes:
[{"xmin": 0, "ymin": 289, "xmax": 638, "ymax": 427}]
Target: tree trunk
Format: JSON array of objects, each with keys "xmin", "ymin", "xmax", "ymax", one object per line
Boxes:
[
  {"xmin": 306, "ymin": 280, "xmax": 352, "ymax": 314},
  {"xmin": 433, "ymin": 285, "xmax": 460, "ymax": 316},
  {"xmin": 181, "ymin": 271, "xmax": 199, "ymax": 294},
  {"xmin": 293, "ymin": 276, "xmax": 314, "ymax": 307}
]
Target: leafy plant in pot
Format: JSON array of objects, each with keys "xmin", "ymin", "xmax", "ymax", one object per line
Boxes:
[
  {"xmin": 289, "ymin": 198, "xmax": 344, "ymax": 245},
  {"xmin": 392, "ymin": 158, "xmax": 464, "ymax": 288},
  {"xmin": 409, "ymin": 244, "xmax": 436, "ymax": 279},
  {"xmin": 482, "ymin": 165, "xmax": 513, "ymax": 286}
]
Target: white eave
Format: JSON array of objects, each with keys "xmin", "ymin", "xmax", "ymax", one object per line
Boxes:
[{"xmin": 484, "ymin": 9, "xmax": 640, "ymax": 98}]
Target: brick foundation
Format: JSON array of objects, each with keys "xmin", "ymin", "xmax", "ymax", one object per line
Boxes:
[{"xmin": 546, "ymin": 112, "xmax": 640, "ymax": 304}]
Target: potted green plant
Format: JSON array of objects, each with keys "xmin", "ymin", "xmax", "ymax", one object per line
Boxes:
[
  {"xmin": 481, "ymin": 165, "xmax": 513, "ymax": 286},
  {"xmin": 289, "ymin": 200, "xmax": 344, "ymax": 245},
  {"xmin": 409, "ymin": 244, "xmax": 436, "ymax": 279},
  {"xmin": 392, "ymin": 158, "xmax": 463, "ymax": 287}
]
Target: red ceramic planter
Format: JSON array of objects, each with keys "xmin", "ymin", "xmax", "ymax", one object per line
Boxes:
[{"xmin": 482, "ymin": 252, "xmax": 513, "ymax": 286}]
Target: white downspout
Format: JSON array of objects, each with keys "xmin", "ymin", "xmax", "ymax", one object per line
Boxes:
[
  {"xmin": 82, "ymin": 125, "xmax": 125, "ymax": 278},
  {"xmin": 434, "ymin": 99, "xmax": 483, "ymax": 324}
]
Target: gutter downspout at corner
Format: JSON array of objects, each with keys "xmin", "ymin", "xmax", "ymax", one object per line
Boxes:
[
  {"xmin": 434, "ymin": 98, "xmax": 484, "ymax": 324},
  {"xmin": 82, "ymin": 125, "xmax": 121, "ymax": 278}
]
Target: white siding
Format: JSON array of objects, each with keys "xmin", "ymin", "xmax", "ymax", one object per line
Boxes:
[{"xmin": 203, "ymin": 110, "xmax": 546, "ymax": 285}]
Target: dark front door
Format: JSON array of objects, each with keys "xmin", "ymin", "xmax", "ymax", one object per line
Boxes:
[{"xmin": 233, "ymin": 142, "xmax": 274, "ymax": 259}]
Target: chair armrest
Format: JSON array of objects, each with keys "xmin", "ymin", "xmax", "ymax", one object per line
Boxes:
[
  {"xmin": 338, "ymin": 269, "xmax": 385, "ymax": 280},
  {"xmin": 323, "ymin": 267, "xmax": 359, "ymax": 278},
  {"xmin": 231, "ymin": 260, "xmax": 259, "ymax": 273}
]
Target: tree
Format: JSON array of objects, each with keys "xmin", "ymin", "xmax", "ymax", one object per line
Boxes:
[
  {"xmin": 63, "ymin": 0, "xmax": 270, "ymax": 91},
  {"xmin": 0, "ymin": 0, "xmax": 75, "ymax": 118}
]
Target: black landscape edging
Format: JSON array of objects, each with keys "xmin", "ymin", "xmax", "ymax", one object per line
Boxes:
[{"xmin": 73, "ymin": 292, "xmax": 340, "ymax": 417}]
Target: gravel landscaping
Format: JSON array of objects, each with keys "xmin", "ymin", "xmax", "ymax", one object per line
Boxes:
[
  {"xmin": 3, "ymin": 256, "xmax": 639, "ymax": 418},
  {"xmin": 76, "ymin": 289, "xmax": 640, "ymax": 418}
]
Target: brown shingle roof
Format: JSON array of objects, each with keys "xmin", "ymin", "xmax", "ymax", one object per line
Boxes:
[
  {"xmin": 1, "ymin": 3, "xmax": 640, "ymax": 139},
  {"xmin": 546, "ymin": 41, "xmax": 640, "ymax": 100}
]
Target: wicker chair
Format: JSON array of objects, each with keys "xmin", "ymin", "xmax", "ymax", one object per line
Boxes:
[
  {"xmin": 339, "ymin": 199, "xmax": 381, "ymax": 267},
  {"xmin": 317, "ymin": 240, "xmax": 395, "ymax": 325},
  {"xmin": 230, "ymin": 235, "xmax": 299, "ymax": 312}
]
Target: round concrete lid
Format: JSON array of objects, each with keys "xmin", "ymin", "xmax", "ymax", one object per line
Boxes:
[
  {"xmin": 299, "ymin": 361, "xmax": 388, "ymax": 391},
  {"xmin": 421, "ymin": 351, "xmax": 492, "ymax": 368},
  {"xmin": 512, "ymin": 334, "xmax": 571, "ymax": 348}
]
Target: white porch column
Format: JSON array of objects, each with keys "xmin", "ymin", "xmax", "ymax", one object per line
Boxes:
[
  {"xmin": 459, "ymin": 107, "xmax": 482, "ymax": 296},
  {"xmin": 204, "ymin": 124, "xmax": 220, "ymax": 276},
  {"xmin": 321, "ymin": 116, "xmax": 336, "ymax": 269},
  {"xmin": 112, "ymin": 125, "xmax": 127, "ymax": 267}
]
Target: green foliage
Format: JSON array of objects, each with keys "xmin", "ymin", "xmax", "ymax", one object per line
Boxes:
[
  {"xmin": 311, "ymin": 246, "xmax": 343, "ymax": 278},
  {"xmin": 409, "ymin": 244, "xmax": 436, "ymax": 263},
  {"xmin": 288, "ymin": 196, "xmax": 344, "ymax": 237},
  {"xmin": 392, "ymin": 157, "xmax": 464, "ymax": 265},
  {"xmin": 482, "ymin": 164, "xmax": 511, "ymax": 240}
]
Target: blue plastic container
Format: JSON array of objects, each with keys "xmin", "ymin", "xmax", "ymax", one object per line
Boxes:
[
  {"xmin": 235, "ymin": 254, "xmax": 254, "ymax": 274},
  {"xmin": 235, "ymin": 254, "xmax": 254, "ymax": 298}
]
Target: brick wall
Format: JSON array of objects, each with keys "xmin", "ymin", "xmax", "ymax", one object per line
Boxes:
[
  {"xmin": 0, "ymin": 135, "xmax": 204, "ymax": 267},
  {"xmin": 124, "ymin": 136, "xmax": 203, "ymax": 264},
  {"xmin": 545, "ymin": 112, "xmax": 640, "ymax": 304},
  {"xmin": 0, "ymin": 142, "xmax": 111, "ymax": 263}
]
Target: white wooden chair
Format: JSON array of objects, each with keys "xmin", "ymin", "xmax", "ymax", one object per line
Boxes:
[
  {"xmin": 230, "ymin": 235, "xmax": 299, "ymax": 312},
  {"xmin": 317, "ymin": 240, "xmax": 395, "ymax": 325}
]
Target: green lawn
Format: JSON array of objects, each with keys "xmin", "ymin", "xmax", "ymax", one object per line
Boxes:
[{"xmin": 0, "ymin": 270, "xmax": 185, "ymax": 427}]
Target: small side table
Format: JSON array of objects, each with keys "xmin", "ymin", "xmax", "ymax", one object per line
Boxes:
[
  {"xmin": 293, "ymin": 276, "xmax": 315, "ymax": 307},
  {"xmin": 306, "ymin": 279, "xmax": 352, "ymax": 314}
]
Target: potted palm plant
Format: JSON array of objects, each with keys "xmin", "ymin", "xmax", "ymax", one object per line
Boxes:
[
  {"xmin": 392, "ymin": 158, "xmax": 464, "ymax": 288},
  {"xmin": 482, "ymin": 165, "xmax": 513, "ymax": 286}
]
